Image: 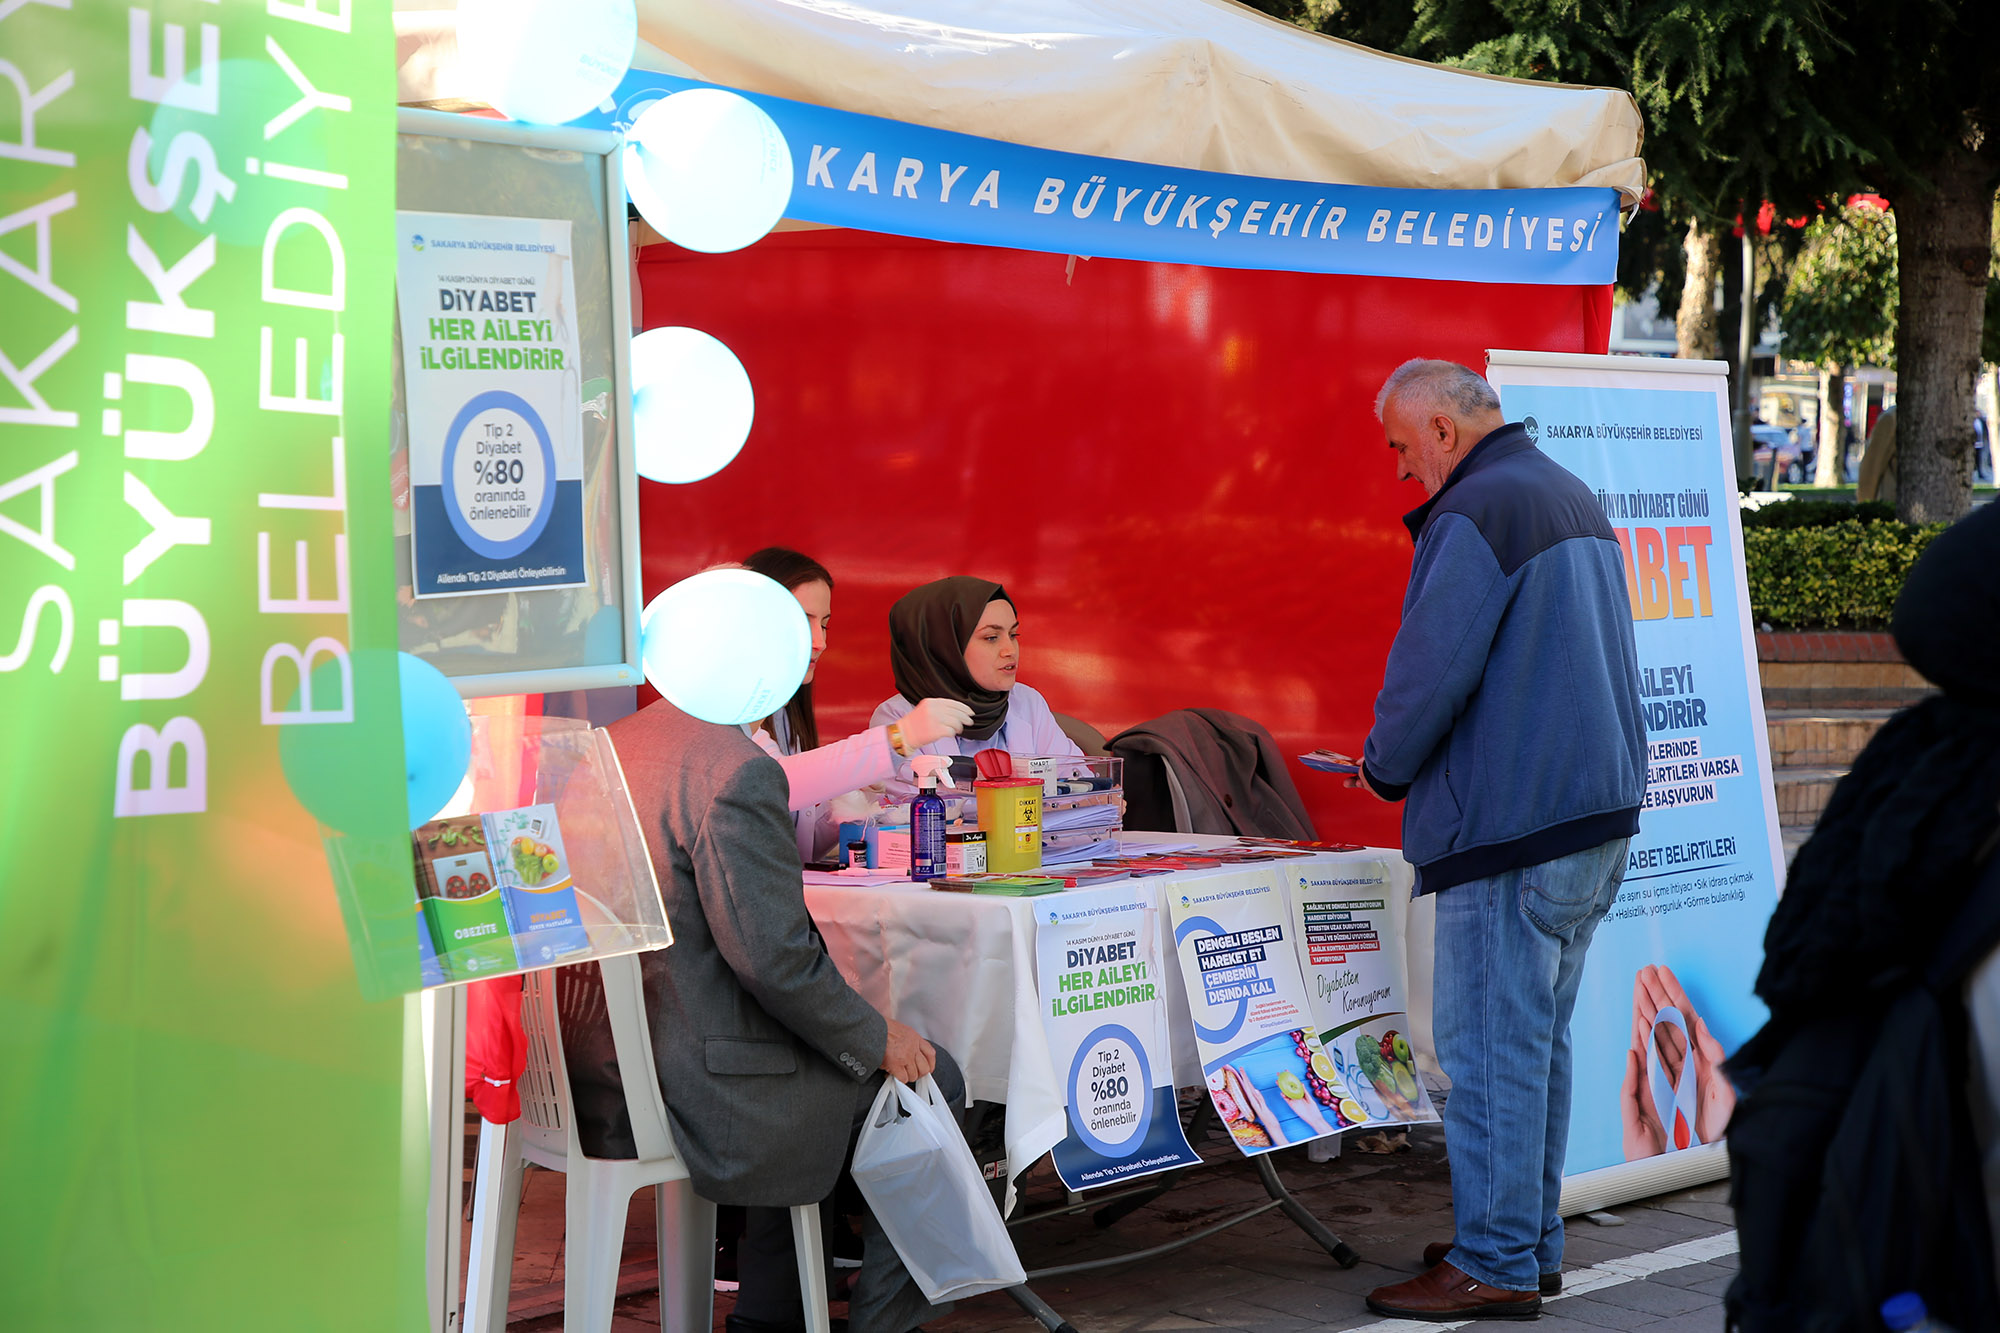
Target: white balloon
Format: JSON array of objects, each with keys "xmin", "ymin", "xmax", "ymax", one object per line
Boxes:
[
  {"xmin": 641, "ymin": 570, "xmax": 810, "ymax": 726},
  {"xmin": 630, "ymin": 326, "xmax": 754, "ymax": 484},
  {"xmin": 627, "ymin": 89, "xmax": 794, "ymax": 253},
  {"xmin": 457, "ymin": 0, "xmax": 636, "ymax": 127}
]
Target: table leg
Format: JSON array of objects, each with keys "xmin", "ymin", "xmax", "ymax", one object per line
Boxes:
[
  {"xmin": 1005, "ymin": 1282, "xmax": 1082, "ymax": 1333},
  {"xmin": 1253, "ymin": 1154, "xmax": 1360, "ymax": 1268}
]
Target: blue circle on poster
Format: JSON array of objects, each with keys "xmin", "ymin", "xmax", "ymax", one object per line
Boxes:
[
  {"xmin": 1174, "ymin": 915, "xmax": 1249, "ymax": 1043},
  {"xmin": 439, "ymin": 390, "xmax": 558, "ymax": 560},
  {"xmin": 1066, "ymin": 1023, "xmax": 1154, "ymax": 1158}
]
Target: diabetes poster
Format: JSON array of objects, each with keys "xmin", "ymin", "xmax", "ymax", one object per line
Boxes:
[
  {"xmin": 1167, "ymin": 870, "xmax": 1342, "ymax": 1156},
  {"xmin": 1286, "ymin": 857, "xmax": 1441, "ymax": 1133},
  {"xmin": 1486, "ymin": 351, "xmax": 1784, "ymax": 1201},
  {"xmin": 1035, "ymin": 885, "xmax": 1200, "ymax": 1190},
  {"xmin": 395, "ymin": 210, "xmax": 587, "ymax": 598}
]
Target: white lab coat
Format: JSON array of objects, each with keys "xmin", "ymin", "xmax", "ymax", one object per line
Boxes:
[
  {"xmin": 749, "ymin": 710, "xmax": 900, "ymax": 863},
  {"xmin": 871, "ymin": 683, "xmax": 1084, "ymax": 764}
]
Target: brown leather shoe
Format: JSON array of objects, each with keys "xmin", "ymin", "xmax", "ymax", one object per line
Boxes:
[
  {"xmin": 1422, "ymin": 1242, "xmax": 1562, "ymax": 1294},
  {"xmin": 1366, "ymin": 1261, "xmax": 1541, "ymax": 1320}
]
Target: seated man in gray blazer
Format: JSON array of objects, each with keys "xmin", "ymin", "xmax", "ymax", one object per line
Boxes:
[{"xmin": 566, "ymin": 697, "xmax": 964, "ymax": 1333}]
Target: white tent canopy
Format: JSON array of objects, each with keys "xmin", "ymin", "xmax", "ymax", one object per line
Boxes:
[{"xmin": 395, "ymin": 0, "xmax": 1645, "ymax": 204}]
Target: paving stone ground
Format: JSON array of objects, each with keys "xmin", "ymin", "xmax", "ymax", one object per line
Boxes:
[{"xmin": 488, "ymin": 1118, "xmax": 1735, "ymax": 1333}]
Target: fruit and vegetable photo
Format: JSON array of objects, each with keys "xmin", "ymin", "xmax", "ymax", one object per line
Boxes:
[{"xmin": 510, "ymin": 834, "xmax": 560, "ymax": 885}]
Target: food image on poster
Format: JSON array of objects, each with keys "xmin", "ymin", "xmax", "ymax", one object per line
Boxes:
[
  {"xmin": 1287, "ymin": 859, "xmax": 1440, "ymax": 1130},
  {"xmin": 1205, "ymin": 1028, "xmax": 1343, "ymax": 1149},
  {"xmin": 1168, "ymin": 868, "xmax": 1341, "ymax": 1157}
]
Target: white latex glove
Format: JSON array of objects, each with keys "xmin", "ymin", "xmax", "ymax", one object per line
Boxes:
[
  {"xmin": 830, "ymin": 790, "xmax": 875, "ymax": 824},
  {"xmin": 900, "ymin": 697, "xmax": 973, "ymax": 748}
]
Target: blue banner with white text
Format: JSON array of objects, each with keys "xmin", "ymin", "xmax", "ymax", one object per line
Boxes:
[{"xmin": 579, "ymin": 74, "xmax": 1620, "ymax": 286}]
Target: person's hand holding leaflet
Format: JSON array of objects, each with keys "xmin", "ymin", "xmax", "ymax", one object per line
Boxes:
[
  {"xmin": 898, "ymin": 697, "xmax": 973, "ymax": 749},
  {"xmin": 1322, "ymin": 750, "xmax": 1391, "ymax": 803}
]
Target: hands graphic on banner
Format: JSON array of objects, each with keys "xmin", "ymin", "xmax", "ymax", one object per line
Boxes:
[{"xmin": 1619, "ymin": 964, "xmax": 1737, "ymax": 1160}]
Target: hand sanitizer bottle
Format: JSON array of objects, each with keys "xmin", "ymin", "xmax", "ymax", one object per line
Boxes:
[{"xmin": 909, "ymin": 756, "xmax": 953, "ymax": 882}]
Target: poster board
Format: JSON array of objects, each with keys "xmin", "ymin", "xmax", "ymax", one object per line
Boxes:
[
  {"xmin": 1484, "ymin": 349, "xmax": 1785, "ymax": 1214},
  {"xmin": 392, "ymin": 110, "xmax": 642, "ymax": 697},
  {"xmin": 1033, "ymin": 883, "xmax": 1201, "ymax": 1190}
]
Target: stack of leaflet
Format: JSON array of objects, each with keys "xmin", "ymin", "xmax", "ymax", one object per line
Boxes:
[
  {"xmin": 1032, "ymin": 755, "xmax": 1124, "ymax": 865},
  {"xmin": 1041, "ymin": 797, "xmax": 1121, "ymax": 864}
]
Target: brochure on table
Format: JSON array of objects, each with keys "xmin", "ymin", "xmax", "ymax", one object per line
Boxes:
[
  {"xmin": 1167, "ymin": 869, "xmax": 1342, "ymax": 1156},
  {"xmin": 1285, "ymin": 858, "xmax": 1441, "ymax": 1132},
  {"xmin": 395, "ymin": 210, "xmax": 588, "ymax": 598},
  {"xmin": 1034, "ymin": 884, "xmax": 1201, "ymax": 1190},
  {"xmin": 1486, "ymin": 351, "xmax": 1784, "ymax": 1210}
]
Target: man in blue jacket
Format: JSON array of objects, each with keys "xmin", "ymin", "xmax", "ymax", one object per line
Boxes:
[{"xmin": 1353, "ymin": 360, "xmax": 1646, "ymax": 1321}]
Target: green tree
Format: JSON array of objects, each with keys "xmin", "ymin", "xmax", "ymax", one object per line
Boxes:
[
  {"xmin": 1799, "ymin": 0, "xmax": 2000, "ymax": 521},
  {"xmin": 1780, "ymin": 203, "xmax": 1898, "ymax": 484},
  {"xmin": 1242, "ymin": 0, "xmax": 1858, "ymax": 481},
  {"xmin": 1781, "ymin": 204, "xmax": 1898, "ymax": 371}
]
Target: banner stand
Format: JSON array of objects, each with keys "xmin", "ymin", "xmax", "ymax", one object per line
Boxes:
[
  {"xmin": 1485, "ymin": 349, "xmax": 1784, "ymax": 1215},
  {"xmin": 1559, "ymin": 1142, "xmax": 1730, "ymax": 1217}
]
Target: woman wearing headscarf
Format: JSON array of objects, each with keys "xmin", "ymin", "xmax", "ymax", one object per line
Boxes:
[
  {"xmin": 739, "ymin": 548, "xmax": 972, "ymax": 861},
  {"xmin": 870, "ymin": 575, "xmax": 1084, "ymax": 763}
]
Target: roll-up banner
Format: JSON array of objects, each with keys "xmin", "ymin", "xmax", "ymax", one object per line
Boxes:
[
  {"xmin": 1034, "ymin": 884, "xmax": 1200, "ymax": 1190},
  {"xmin": 1484, "ymin": 351, "xmax": 1784, "ymax": 1213},
  {"xmin": 0, "ymin": 1, "xmax": 417, "ymax": 1328},
  {"xmin": 577, "ymin": 73, "xmax": 1620, "ymax": 288}
]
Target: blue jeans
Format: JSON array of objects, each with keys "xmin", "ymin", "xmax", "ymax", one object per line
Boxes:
[{"xmin": 1433, "ymin": 837, "xmax": 1629, "ymax": 1292}]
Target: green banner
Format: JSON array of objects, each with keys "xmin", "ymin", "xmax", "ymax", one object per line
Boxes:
[{"xmin": 1, "ymin": 3, "xmax": 420, "ymax": 1327}]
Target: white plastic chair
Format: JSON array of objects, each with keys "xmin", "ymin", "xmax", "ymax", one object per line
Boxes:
[{"xmin": 463, "ymin": 953, "xmax": 829, "ymax": 1333}]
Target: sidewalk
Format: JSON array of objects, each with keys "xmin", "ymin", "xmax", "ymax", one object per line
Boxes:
[{"xmin": 493, "ymin": 1117, "xmax": 1735, "ymax": 1332}]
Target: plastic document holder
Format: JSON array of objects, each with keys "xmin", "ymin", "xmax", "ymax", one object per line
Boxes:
[{"xmin": 325, "ymin": 713, "xmax": 671, "ymax": 994}]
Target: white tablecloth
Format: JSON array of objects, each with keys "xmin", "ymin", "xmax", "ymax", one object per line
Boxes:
[{"xmin": 804, "ymin": 833, "xmax": 1429, "ymax": 1198}]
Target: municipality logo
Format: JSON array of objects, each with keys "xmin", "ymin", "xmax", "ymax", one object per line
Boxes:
[
  {"xmin": 1523, "ymin": 415, "xmax": 1540, "ymax": 442},
  {"xmin": 410, "ymin": 234, "xmax": 426, "ymax": 251},
  {"xmin": 1180, "ymin": 895, "xmax": 1191, "ymax": 908}
]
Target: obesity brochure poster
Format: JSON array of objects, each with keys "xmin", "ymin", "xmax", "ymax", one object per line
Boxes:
[
  {"xmin": 1167, "ymin": 869, "xmax": 1341, "ymax": 1155},
  {"xmin": 395, "ymin": 211, "xmax": 587, "ymax": 598},
  {"xmin": 1034, "ymin": 885, "xmax": 1200, "ymax": 1189},
  {"xmin": 1286, "ymin": 858, "xmax": 1440, "ymax": 1132},
  {"xmin": 1486, "ymin": 353, "xmax": 1783, "ymax": 1187}
]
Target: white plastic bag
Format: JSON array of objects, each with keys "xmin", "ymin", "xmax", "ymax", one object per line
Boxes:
[{"xmin": 850, "ymin": 1074, "xmax": 1025, "ymax": 1301}]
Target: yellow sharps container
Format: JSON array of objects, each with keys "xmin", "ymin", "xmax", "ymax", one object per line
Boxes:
[{"xmin": 974, "ymin": 777, "xmax": 1043, "ymax": 872}]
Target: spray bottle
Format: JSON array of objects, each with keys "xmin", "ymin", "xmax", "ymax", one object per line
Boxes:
[{"xmin": 908, "ymin": 755, "xmax": 954, "ymax": 882}]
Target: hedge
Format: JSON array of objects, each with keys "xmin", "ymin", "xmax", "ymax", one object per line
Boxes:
[
  {"xmin": 1743, "ymin": 518, "xmax": 1944, "ymax": 629},
  {"xmin": 1740, "ymin": 498, "xmax": 1898, "ymax": 530}
]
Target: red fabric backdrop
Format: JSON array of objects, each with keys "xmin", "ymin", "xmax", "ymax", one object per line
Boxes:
[{"xmin": 636, "ymin": 230, "xmax": 1612, "ymax": 845}]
